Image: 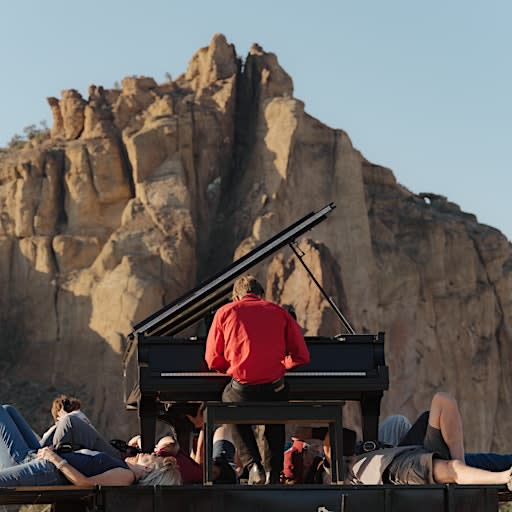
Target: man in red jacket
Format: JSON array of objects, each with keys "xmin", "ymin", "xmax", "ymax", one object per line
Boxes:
[{"xmin": 205, "ymin": 275, "xmax": 310, "ymax": 484}]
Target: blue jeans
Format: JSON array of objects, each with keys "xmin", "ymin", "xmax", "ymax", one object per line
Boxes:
[
  {"xmin": 0, "ymin": 405, "xmax": 41, "ymax": 468},
  {"xmin": 465, "ymin": 452, "xmax": 512, "ymax": 471},
  {"xmin": 0, "ymin": 458, "xmax": 68, "ymax": 486},
  {"xmin": 0, "ymin": 405, "xmax": 67, "ymax": 486}
]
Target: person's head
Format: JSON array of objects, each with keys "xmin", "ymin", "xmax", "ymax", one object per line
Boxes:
[
  {"xmin": 232, "ymin": 275, "xmax": 264, "ymax": 301},
  {"xmin": 127, "ymin": 452, "xmax": 182, "ymax": 485},
  {"xmin": 51, "ymin": 395, "xmax": 81, "ymax": 422}
]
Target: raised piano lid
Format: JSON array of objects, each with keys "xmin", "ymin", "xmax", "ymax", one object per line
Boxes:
[{"xmin": 128, "ymin": 202, "xmax": 336, "ymax": 339}]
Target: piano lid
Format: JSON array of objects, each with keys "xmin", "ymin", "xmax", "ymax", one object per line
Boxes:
[{"xmin": 130, "ymin": 202, "xmax": 336, "ymax": 338}]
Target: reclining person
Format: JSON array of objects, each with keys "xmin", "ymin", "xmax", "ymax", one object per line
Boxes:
[
  {"xmin": 350, "ymin": 392, "xmax": 512, "ymax": 487},
  {"xmin": 128, "ymin": 406, "xmax": 238, "ymax": 484},
  {"xmin": 0, "ymin": 404, "xmax": 181, "ymax": 486},
  {"xmin": 379, "ymin": 400, "xmax": 512, "ymax": 472}
]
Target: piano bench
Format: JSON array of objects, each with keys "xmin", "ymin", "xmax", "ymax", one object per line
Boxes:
[{"xmin": 203, "ymin": 400, "xmax": 344, "ymax": 485}]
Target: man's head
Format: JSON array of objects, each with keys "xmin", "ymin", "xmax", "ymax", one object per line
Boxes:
[{"xmin": 232, "ymin": 275, "xmax": 264, "ymax": 301}]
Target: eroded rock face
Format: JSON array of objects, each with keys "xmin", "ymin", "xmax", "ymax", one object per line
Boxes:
[{"xmin": 0, "ymin": 34, "xmax": 511, "ymax": 450}]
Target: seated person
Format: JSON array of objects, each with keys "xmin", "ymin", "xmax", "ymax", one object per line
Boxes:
[
  {"xmin": 349, "ymin": 392, "xmax": 512, "ymax": 487},
  {"xmin": 0, "ymin": 405, "xmax": 181, "ymax": 486}
]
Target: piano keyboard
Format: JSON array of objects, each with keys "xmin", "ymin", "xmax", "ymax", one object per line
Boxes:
[{"xmin": 159, "ymin": 371, "xmax": 368, "ymax": 377}]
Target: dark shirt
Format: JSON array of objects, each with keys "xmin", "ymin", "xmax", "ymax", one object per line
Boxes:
[{"xmin": 61, "ymin": 451, "xmax": 128, "ymax": 477}]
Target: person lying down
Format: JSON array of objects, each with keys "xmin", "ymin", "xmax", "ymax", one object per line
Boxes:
[
  {"xmin": 0, "ymin": 404, "xmax": 181, "ymax": 486},
  {"xmin": 348, "ymin": 392, "xmax": 512, "ymax": 487}
]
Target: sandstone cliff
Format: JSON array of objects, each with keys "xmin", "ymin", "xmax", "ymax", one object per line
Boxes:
[{"xmin": 0, "ymin": 34, "xmax": 510, "ymax": 451}]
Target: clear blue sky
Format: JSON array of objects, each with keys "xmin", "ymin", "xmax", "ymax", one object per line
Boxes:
[{"xmin": 1, "ymin": 1, "xmax": 510, "ymax": 240}]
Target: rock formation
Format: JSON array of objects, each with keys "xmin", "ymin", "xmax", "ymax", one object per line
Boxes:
[{"xmin": 0, "ymin": 33, "xmax": 510, "ymax": 451}]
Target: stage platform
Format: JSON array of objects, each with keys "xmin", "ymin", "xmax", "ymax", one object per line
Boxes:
[{"xmin": 0, "ymin": 484, "xmax": 510, "ymax": 512}]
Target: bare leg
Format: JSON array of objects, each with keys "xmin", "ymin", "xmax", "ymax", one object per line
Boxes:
[
  {"xmin": 428, "ymin": 392, "xmax": 464, "ymax": 461},
  {"xmin": 214, "ymin": 424, "xmax": 234, "ymax": 445},
  {"xmin": 434, "ymin": 459, "xmax": 511, "ymax": 485}
]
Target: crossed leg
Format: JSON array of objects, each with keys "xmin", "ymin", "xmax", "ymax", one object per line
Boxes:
[
  {"xmin": 428, "ymin": 392, "xmax": 511, "ymax": 485},
  {"xmin": 427, "ymin": 392, "xmax": 464, "ymax": 461}
]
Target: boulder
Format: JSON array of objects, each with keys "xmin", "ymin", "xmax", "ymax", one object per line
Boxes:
[{"xmin": 0, "ymin": 36, "xmax": 510, "ymax": 451}]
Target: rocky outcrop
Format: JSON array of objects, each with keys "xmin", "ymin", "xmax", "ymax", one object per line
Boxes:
[{"xmin": 0, "ymin": 34, "xmax": 511, "ymax": 451}]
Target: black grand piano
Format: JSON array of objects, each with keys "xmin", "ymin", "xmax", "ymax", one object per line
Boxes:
[{"xmin": 123, "ymin": 203, "xmax": 389, "ymax": 452}]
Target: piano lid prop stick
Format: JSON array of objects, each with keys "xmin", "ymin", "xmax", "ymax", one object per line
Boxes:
[{"xmin": 289, "ymin": 242, "xmax": 355, "ymax": 335}]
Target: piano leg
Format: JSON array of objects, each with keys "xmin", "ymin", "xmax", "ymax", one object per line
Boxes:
[
  {"xmin": 361, "ymin": 392, "xmax": 383, "ymax": 441},
  {"xmin": 139, "ymin": 395, "xmax": 157, "ymax": 453}
]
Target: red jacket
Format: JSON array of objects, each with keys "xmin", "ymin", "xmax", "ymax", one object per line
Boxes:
[{"xmin": 205, "ymin": 294, "xmax": 310, "ymax": 384}]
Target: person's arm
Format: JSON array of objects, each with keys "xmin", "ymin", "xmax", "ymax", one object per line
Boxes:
[
  {"xmin": 40, "ymin": 424, "xmax": 57, "ymax": 447},
  {"xmin": 186, "ymin": 409, "xmax": 204, "ymax": 464},
  {"xmin": 193, "ymin": 430, "xmax": 205, "ymax": 465},
  {"xmin": 37, "ymin": 447, "xmax": 134, "ymax": 486},
  {"xmin": 128, "ymin": 435, "xmax": 141, "ymax": 449},
  {"xmin": 283, "ymin": 315, "xmax": 310, "ymax": 369},
  {"xmin": 205, "ymin": 312, "xmax": 229, "ymax": 372}
]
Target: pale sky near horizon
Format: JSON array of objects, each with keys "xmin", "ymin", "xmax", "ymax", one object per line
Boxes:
[{"xmin": 1, "ymin": 1, "xmax": 511, "ymax": 240}]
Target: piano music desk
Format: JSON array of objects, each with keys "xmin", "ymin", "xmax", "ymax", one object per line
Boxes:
[{"xmin": 203, "ymin": 401, "xmax": 344, "ymax": 485}]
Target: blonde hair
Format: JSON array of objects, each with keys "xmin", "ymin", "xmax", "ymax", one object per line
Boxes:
[{"xmin": 137, "ymin": 456, "xmax": 182, "ymax": 486}]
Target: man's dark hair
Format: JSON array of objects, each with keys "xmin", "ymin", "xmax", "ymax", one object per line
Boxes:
[{"xmin": 232, "ymin": 275, "xmax": 264, "ymax": 300}]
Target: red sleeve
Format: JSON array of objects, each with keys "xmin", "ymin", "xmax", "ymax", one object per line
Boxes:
[
  {"xmin": 205, "ymin": 310, "xmax": 229, "ymax": 372},
  {"xmin": 283, "ymin": 315, "xmax": 310, "ymax": 369}
]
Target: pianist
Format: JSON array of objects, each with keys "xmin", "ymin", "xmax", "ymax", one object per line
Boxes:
[{"xmin": 205, "ymin": 275, "xmax": 310, "ymax": 485}]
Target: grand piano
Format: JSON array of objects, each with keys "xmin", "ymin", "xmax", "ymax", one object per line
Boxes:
[{"xmin": 123, "ymin": 203, "xmax": 389, "ymax": 452}]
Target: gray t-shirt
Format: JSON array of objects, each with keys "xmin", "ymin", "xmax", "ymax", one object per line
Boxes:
[{"xmin": 49, "ymin": 414, "xmax": 121, "ymax": 459}]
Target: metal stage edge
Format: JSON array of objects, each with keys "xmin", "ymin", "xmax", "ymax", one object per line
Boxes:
[{"xmin": 1, "ymin": 483, "xmax": 511, "ymax": 512}]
